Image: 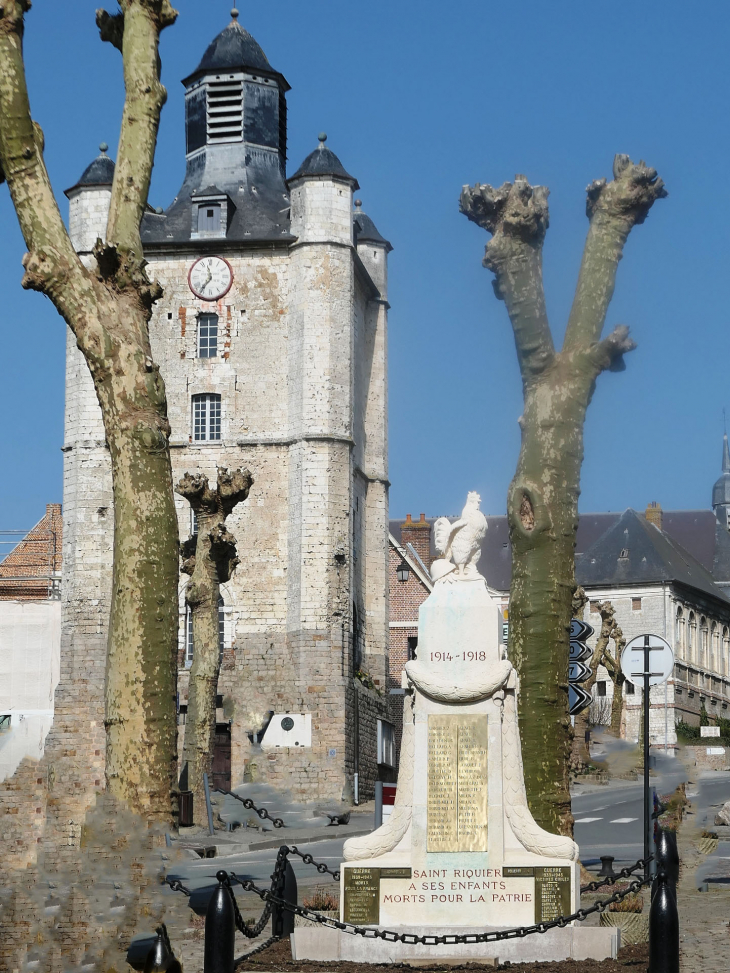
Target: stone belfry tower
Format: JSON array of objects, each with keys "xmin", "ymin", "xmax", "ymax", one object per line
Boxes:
[{"xmin": 62, "ymin": 12, "xmax": 391, "ymax": 802}]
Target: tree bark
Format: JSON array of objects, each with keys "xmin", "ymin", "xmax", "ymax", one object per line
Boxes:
[
  {"xmin": 460, "ymin": 156, "xmax": 666, "ymax": 835},
  {"xmin": 0, "ymin": 0, "xmax": 180, "ymax": 822},
  {"xmin": 177, "ymin": 469, "xmax": 252, "ymax": 824}
]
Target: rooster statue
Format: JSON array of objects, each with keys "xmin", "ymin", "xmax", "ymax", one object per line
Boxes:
[{"xmin": 431, "ymin": 491, "xmax": 487, "ymax": 582}]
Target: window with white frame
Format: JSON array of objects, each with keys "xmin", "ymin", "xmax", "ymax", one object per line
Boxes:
[
  {"xmin": 675, "ymin": 607, "xmax": 685, "ymax": 660},
  {"xmin": 198, "ymin": 314, "xmax": 219, "ymax": 358},
  {"xmin": 377, "ymin": 719, "xmax": 396, "ymax": 768},
  {"xmin": 711, "ymin": 622, "xmax": 719, "ymax": 673},
  {"xmin": 192, "ymin": 393, "xmax": 221, "ymax": 441},
  {"xmin": 724, "ymin": 627, "xmax": 730, "ymax": 676}
]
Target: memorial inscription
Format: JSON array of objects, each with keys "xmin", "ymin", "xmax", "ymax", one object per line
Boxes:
[
  {"xmin": 343, "ymin": 868, "xmax": 413, "ymax": 924},
  {"xmin": 503, "ymin": 865, "xmax": 572, "ymax": 922},
  {"xmin": 427, "ymin": 715, "xmax": 488, "ymax": 852}
]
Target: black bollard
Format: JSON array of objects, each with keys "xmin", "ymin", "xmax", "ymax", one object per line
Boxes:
[
  {"xmin": 204, "ymin": 870, "xmax": 236, "ymax": 973},
  {"xmin": 597, "ymin": 855, "xmax": 616, "ymax": 879},
  {"xmin": 655, "ymin": 828, "xmax": 680, "ymax": 889},
  {"xmin": 272, "ymin": 859, "xmax": 297, "ymax": 938},
  {"xmin": 649, "ymin": 869, "xmax": 679, "ymax": 973},
  {"xmin": 143, "ymin": 926, "xmax": 182, "ymax": 973}
]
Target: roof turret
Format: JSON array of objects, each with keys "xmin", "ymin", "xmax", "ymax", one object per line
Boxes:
[
  {"xmin": 353, "ymin": 199, "xmax": 392, "ymax": 251},
  {"xmin": 182, "ymin": 13, "xmax": 287, "ymax": 88},
  {"xmin": 64, "ymin": 143, "xmax": 115, "ymax": 196},
  {"xmin": 288, "ymin": 133, "xmax": 359, "ymax": 189},
  {"xmin": 712, "ymin": 434, "xmax": 730, "ymax": 509}
]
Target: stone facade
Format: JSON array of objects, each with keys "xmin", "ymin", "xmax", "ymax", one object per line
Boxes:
[
  {"xmin": 56, "ymin": 19, "xmax": 391, "ymax": 810},
  {"xmin": 588, "ymin": 583, "xmax": 730, "ymax": 746}
]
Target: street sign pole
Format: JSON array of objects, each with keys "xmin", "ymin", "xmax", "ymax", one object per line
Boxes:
[
  {"xmin": 643, "ymin": 635, "xmax": 650, "ymax": 881},
  {"xmin": 620, "ymin": 632, "xmax": 674, "ymax": 882}
]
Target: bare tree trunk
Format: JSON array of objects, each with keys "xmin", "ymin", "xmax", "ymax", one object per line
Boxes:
[
  {"xmin": 177, "ymin": 469, "xmax": 252, "ymax": 824},
  {"xmin": 0, "ymin": 0, "xmax": 180, "ymax": 822},
  {"xmin": 461, "ymin": 157, "xmax": 666, "ymax": 834}
]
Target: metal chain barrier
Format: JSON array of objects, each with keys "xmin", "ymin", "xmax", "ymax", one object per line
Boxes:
[
  {"xmin": 165, "ymin": 847, "xmax": 655, "ymax": 949},
  {"xmin": 212, "ymin": 788, "xmax": 285, "ymax": 828},
  {"xmin": 580, "ymin": 856, "xmax": 653, "ymax": 893},
  {"xmin": 228, "ymin": 867, "xmax": 652, "ymax": 946},
  {"xmin": 288, "ymin": 844, "xmax": 340, "ymax": 881}
]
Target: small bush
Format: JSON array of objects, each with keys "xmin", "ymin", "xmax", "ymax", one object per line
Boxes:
[
  {"xmin": 609, "ymin": 892, "xmax": 643, "ymax": 914},
  {"xmin": 302, "ymin": 890, "xmax": 339, "ymax": 912},
  {"xmin": 675, "ymin": 719, "xmax": 699, "ymax": 742}
]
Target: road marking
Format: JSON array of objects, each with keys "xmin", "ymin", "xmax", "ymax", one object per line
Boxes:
[
  {"xmin": 609, "ymin": 817, "xmax": 638, "ymax": 824},
  {"xmin": 574, "ymin": 817, "xmax": 603, "ymax": 823}
]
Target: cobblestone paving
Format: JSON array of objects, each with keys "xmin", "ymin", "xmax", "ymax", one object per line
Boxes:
[{"xmin": 676, "ymin": 794, "xmax": 730, "ymax": 973}]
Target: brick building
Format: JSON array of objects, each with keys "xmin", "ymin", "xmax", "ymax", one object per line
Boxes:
[
  {"xmin": 0, "ymin": 505, "xmax": 62, "ymax": 781},
  {"xmin": 59, "ymin": 13, "xmax": 391, "ymax": 806}
]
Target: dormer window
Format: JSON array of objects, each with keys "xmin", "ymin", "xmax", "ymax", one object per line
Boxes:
[
  {"xmin": 191, "ymin": 189, "xmax": 230, "ymax": 239},
  {"xmin": 198, "ymin": 204, "xmax": 221, "ymax": 232}
]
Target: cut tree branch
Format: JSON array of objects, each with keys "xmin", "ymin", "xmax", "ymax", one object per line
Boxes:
[
  {"xmin": 100, "ymin": 0, "xmax": 178, "ymax": 277},
  {"xmin": 460, "ymin": 177, "xmax": 554, "ymax": 382},
  {"xmin": 563, "ymin": 155, "xmax": 666, "ymax": 353},
  {"xmin": 0, "ymin": 1, "xmax": 83, "ymax": 272}
]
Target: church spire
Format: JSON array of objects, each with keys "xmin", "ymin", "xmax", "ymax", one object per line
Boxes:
[{"xmin": 723, "ymin": 433, "xmax": 730, "ymax": 474}]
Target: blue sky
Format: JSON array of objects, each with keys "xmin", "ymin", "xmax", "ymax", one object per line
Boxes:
[{"xmin": 0, "ymin": 0, "xmax": 728, "ymax": 536}]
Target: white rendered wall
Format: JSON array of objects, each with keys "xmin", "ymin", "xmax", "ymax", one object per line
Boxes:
[{"xmin": 0, "ymin": 600, "xmax": 61, "ymax": 781}]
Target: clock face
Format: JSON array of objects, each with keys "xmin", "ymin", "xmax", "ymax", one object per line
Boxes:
[{"xmin": 188, "ymin": 256, "xmax": 233, "ymax": 301}]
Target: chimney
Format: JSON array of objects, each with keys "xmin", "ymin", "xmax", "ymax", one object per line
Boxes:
[
  {"xmin": 400, "ymin": 512, "xmax": 431, "ymax": 567},
  {"xmin": 645, "ymin": 501, "xmax": 663, "ymax": 531}
]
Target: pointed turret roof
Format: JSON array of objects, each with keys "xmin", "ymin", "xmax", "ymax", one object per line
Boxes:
[
  {"xmin": 353, "ymin": 199, "xmax": 392, "ymax": 251},
  {"xmin": 182, "ymin": 12, "xmax": 288, "ymax": 88},
  {"xmin": 64, "ymin": 144, "xmax": 115, "ymax": 196},
  {"xmin": 288, "ymin": 133, "xmax": 359, "ymax": 188},
  {"xmin": 713, "ymin": 435, "xmax": 730, "ymax": 508}
]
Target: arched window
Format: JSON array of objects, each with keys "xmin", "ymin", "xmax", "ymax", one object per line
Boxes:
[
  {"xmin": 688, "ymin": 612, "xmax": 696, "ymax": 665},
  {"xmin": 724, "ymin": 627, "xmax": 730, "ymax": 677},
  {"xmin": 675, "ymin": 607, "xmax": 685, "ymax": 660},
  {"xmin": 700, "ymin": 617, "xmax": 709, "ymax": 668},
  {"xmin": 711, "ymin": 622, "xmax": 719, "ymax": 673},
  {"xmin": 185, "ymin": 596, "xmax": 225, "ymax": 669}
]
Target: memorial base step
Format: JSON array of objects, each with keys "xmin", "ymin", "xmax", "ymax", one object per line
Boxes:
[{"xmin": 291, "ymin": 924, "xmax": 620, "ymax": 964}]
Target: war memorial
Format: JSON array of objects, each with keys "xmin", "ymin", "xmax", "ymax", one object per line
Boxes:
[{"xmin": 292, "ymin": 495, "xmax": 618, "ymax": 964}]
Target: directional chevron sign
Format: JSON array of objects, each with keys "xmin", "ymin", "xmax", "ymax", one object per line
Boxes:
[
  {"xmin": 568, "ymin": 660, "xmax": 591, "ymax": 683},
  {"xmin": 569, "ymin": 684, "xmax": 592, "ymax": 715},
  {"xmin": 568, "ymin": 618, "xmax": 594, "ymax": 715}
]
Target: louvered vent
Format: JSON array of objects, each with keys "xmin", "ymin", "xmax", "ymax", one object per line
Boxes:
[{"xmin": 207, "ymin": 79, "xmax": 243, "ymax": 143}]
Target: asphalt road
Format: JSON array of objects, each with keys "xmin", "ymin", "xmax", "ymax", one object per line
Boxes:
[
  {"xmin": 573, "ymin": 766, "xmax": 730, "ymax": 867},
  {"xmin": 166, "ymin": 768, "xmax": 730, "ymax": 893}
]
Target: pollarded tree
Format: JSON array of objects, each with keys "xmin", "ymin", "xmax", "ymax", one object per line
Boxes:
[
  {"xmin": 177, "ymin": 468, "xmax": 252, "ymax": 825},
  {"xmin": 0, "ymin": 0, "xmax": 180, "ymax": 822},
  {"xmin": 460, "ymin": 156, "xmax": 665, "ymax": 834}
]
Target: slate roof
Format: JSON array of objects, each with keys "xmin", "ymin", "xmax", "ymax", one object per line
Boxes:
[
  {"xmin": 575, "ymin": 508, "xmax": 730, "ymax": 605},
  {"xmin": 288, "ymin": 137, "xmax": 359, "ymax": 189},
  {"xmin": 389, "ymin": 508, "xmax": 730, "ymax": 594},
  {"xmin": 182, "ymin": 17, "xmax": 288, "ymax": 88},
  {"xmin": 64, "ymin": 148, "xmax": 114, "ymax": 195},
  {"xmin": 354, "ymin": 201, "xmax": 392, "ymax": 251}
]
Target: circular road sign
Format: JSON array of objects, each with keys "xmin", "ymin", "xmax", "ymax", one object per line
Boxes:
[{"xmin": 620, "ymin": 634, "xmax": 674, "ymax": 688}]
